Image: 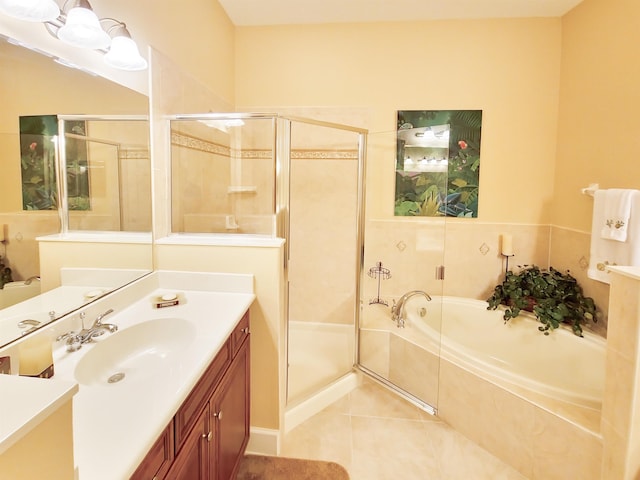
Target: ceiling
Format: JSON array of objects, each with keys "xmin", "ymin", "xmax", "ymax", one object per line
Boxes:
[{"xmin": 218, "ymin": 0, "xmax": 585, "ymax": 26}]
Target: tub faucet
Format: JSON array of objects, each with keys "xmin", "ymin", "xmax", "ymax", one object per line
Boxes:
[
  {"xmin": 391, "ymin": 290, "xmax": 432, "ymax": 328},
  {"xmin": 23, "ymin": 276, "xmax": 40, "ymax": 285}
]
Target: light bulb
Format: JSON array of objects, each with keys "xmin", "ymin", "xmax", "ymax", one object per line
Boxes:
[
  {"xmin": 104, "ymin": 35, "xmax": 147, "ymax": 71},
  {"xmin": 57, "ymin": 6, "xmax": 111, "ymax": 49},
  {"xmin": 0, "ymin": 0, "xmax": 60, "ymax": 21}
]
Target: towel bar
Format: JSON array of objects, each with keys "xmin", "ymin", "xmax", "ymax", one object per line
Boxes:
[{"xmin": 581, "ymin": 183, "xmax": 599, "ymax": 196}]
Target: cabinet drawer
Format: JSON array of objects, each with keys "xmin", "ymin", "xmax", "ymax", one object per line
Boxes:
[
  {"xmin": 231, "ymin": 312, "xmax": 250, "ymax": 356},
  {"xmin": 174, "ymin": 341, "xmax": 230, "ymax": 451},
  {"xmin": 130, "ymin": 422, "xmax": 174, "ymax": 480}
]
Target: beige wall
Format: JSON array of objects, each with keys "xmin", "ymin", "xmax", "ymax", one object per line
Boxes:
[
  {"xmin": 236, "ymin": 18, "xmax": 562, "ymax": 224},
  {"xmin": 155, "ymin": 243, "xmax": 286, "ymax": 431},
  {"xmin": 92, "ymin": 0, "xmax": 235, "ymax": 105},
  {"xmin": 547, "ymin": 0, "xmax": 640, "ymax": 330},
  {"xmin": 554, "ymin": 0, "xmax": 640, "ymax": 232}
]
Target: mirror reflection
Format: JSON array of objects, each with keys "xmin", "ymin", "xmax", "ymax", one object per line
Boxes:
[
  {"xmin": 0, "ymin": 36, "xmax": 152, "ymax": 347},
  {"xmin": 58, "ymin": 116, "xmax": 151, "ymax": 232}
]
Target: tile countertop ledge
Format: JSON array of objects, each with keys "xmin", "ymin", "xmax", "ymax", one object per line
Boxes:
[
  {"xmin": 608, "ymin": 265, "xmax": 640, "ymax": 281},
  {"xmin": 49, "ymin": 272, "xmax": 255, "ymax": 480},
  {"xmin": 0, "ymin": 375, "xmax": 78, "ymax": 455}
]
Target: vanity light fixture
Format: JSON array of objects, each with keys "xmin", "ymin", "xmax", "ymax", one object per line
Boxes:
[
  {"xmin": 102, "ymin": 20, "xmax": 147, "ymax": 71},
  {"xmin": 56, "ymin": 0, "xmax": 110, "ymax": 49},
  {"xmin": 0, "ymin": 0, "xmax": 60, "ymax": 22},
  {"xmin": 0, "ymin": 0, "xmax": 147, "ymax": 71}
]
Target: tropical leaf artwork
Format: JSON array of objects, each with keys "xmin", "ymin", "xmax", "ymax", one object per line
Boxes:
[{"xmin": 394, "ymin": 110, "xmax": 482, "ymax": 217}]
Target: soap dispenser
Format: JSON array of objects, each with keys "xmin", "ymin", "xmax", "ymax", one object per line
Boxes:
[{"xmin": 18, "ymin": 333, "xmax": 54, "ymax": 378}]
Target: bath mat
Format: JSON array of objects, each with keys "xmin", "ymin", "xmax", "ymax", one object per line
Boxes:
[{"xmin": 236, "ymin": 454, "xmax": 350, "ymax": 480}]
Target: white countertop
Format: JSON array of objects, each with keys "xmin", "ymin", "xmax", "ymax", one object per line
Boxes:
[
  {"xmin": 0, "ymin": 270, "xmax": 255, "ymax": 480},
  {"xmin": 0, "ymin": 374, "xmax": 78, "ymax": 454}
]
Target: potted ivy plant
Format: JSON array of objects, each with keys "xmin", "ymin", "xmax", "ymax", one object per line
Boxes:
[{"xmin": 486, "ymin": 265, "xmax": 598, "ymax": 336}]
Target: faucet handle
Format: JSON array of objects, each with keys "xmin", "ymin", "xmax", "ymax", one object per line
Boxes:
[
  {"xmin": 56, "ymin": 331, "xmax": 83, "ymax": 352},
  {"xmin": 56, "ymin": 331, "xmax": 75, "ymax": 342}
]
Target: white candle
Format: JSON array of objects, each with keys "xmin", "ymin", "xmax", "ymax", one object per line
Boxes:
[
  {"xmin": 501, "ymin": 234, "xmax": 514, "ymax": 256},
  {"xmin": 19, "ymin": 335, "xmax": 54, "ymax": 378}
]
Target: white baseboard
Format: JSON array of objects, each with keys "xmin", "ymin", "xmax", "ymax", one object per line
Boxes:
[
  {"xmin": 246, "ymin": 427, "xmax": 280, "ymax": 456},
  {"xmin": 284, "ymin": 372, "xmax": 360, "ymax": 433}
]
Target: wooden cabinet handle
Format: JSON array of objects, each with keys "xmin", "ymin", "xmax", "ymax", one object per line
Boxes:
[
  {"xmin": 241, "ymin": 327, "xmax": 249, "ymax": 334},
  {"xmin": 214, "ymin": 411, "xmax": 223, "ymax": 420},
  {"xmin": 202, "ymin": 431, "xmax": 213, "ymax": 442}
]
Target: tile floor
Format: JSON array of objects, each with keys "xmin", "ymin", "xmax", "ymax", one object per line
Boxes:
[{"xmin": 281, "ymin": 376, "xmax": 528, "ymax": 480}]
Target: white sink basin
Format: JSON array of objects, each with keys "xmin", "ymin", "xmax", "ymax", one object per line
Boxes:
[{"xmin": 74, "ymin": 318, "xmax": 196, "ymax": 386}]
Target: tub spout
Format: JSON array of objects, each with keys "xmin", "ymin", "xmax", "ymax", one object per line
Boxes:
[
  {"xmin": 23, "ymin": 276, "xmax": 40, "ymax": 285},
  {"xmin": 391, "ymin": 290, "xmax": 431, "ymax": 328}
]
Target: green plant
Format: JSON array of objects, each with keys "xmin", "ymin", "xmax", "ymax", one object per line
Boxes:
[
  {"xmin": 486, "ymin": 265, "xmax": 598, "ymax": 336},
  {"xmin": 0, "ymin": 256, "xmax": 13, "ymax": 289}
]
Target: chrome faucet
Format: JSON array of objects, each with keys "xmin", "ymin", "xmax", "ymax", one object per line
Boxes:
[
  {"xmin": 391, "ymin": 290, "xmax": 432, "ymax": 328},
  {"xmin": 57, "ymin": 308, "xmax": 118, "ymax": 352},
  {"xmin": 91, "ymin": 308, "xmax": 117, "ymax": 332}
]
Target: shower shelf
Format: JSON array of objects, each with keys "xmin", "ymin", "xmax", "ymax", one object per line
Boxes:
[{"xmin": 227, "ymin": 186, "xmax": 257, "ymax": 194}]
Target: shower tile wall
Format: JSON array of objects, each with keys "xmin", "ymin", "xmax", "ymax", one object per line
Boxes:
[{"xmin": 289, "ymin": 156, "xmax": 358, "ymax": 326}]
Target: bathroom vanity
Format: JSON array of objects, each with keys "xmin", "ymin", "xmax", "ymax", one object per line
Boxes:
[
  {"xmin": 0, "ymin": 271, "xmax": 255, "ymax": 480},
  {"xmin": 132, "ymin": 312, "xmax": 250, "ymax": 479}
]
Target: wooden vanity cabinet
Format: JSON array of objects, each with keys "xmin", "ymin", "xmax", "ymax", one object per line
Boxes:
[
  {"xmin": 212, "ymin": 343, "xmax": 249, "ymax": 480},
  {"xmin": 133, "ymin": 312, "xmax": 250, "ymax": 480},
  {"xmin": 166, "ymin": 406, "xmax": 209, "ymax": 479},
  {"xmin": 130, "ymin": 423, "xmax": 174, "ymax": 480}
]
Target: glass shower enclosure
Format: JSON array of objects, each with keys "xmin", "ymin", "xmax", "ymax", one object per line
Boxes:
[
  {"xmin": 167, "ymin": 112, "xmax": 446, "ymax": 414},
  {"xmin": 168, "ymin": 113, "xmax": 367, "ymax": 407},
  {"xmin": 357, "ymin": 128, "xmax": 446, "ymax": 415}
]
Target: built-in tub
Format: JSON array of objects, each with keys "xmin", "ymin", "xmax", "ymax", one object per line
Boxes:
[
  {"xmin": 0, "ymin": 278, "xmax": 41, "ymax": 309},
  {"xmin": 360, "ymin": 294, "xmax": 605, "ymax": 479},
  {"xmin": 409, "ymin": 296, "xmax": 605, "ymax": 409}
]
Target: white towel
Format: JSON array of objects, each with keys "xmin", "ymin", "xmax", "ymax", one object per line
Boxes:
[
  {"xmin": 589, "ymin": 189, "xmax": 640, "ymax": 284},
  {"xmin": 600, "ymin": 189, "xmax": 634, "ymax": 241}
]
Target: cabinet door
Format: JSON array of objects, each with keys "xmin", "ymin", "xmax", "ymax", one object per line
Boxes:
[
  {"xmin": 166, "ymin": 406, "xmax": 210, "ymax": 480},
  {"xmin": 130, "ymin": 423, "xmax": 174, "ymax": 480},
  {"xmin": 212, "ymin": 343, "xmax": 250, "ymax": 480}
]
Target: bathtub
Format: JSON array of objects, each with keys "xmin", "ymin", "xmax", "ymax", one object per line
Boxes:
[
  {"xmin": 0, "ymin": 278, "xmax": 42, "ymax": 310},
  {"xmin": 405, "ymin": 296, "xmax": 605, "ymax": 409},
  {"xmin": 360, "ymin": 295, "xmax": 605, "ymax": 479}
]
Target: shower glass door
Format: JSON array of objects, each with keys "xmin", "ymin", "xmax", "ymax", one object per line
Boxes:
[
  {"xmin": 357, "ymin": 128, "xmax": 446, "ymax": 414},
  {"xmin": 285, "ymin": 118, "xmax": 365, "ymax": 405}
]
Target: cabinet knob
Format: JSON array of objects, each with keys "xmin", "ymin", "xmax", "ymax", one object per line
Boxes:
[
  {"xmin": 241, "ymin": 327, "xmax": 249, "ymax": 334},
  {"xmin": 214, "ymin": 411, "xmax": 223, "ymax": 420},
  {"xmin": 202, "ymin": 431, "xmax": 213, "ymax": 442}
]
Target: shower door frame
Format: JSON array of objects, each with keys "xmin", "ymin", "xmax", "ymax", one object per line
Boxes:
[{"xmin": 277, "ymin": 115, "xmax": 368, "ymax": 406}]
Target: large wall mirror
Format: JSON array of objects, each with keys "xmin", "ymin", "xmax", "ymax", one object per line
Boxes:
[{"xmin": 0, "ymin": 36, "xmax": 152, "ymax": 347}]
